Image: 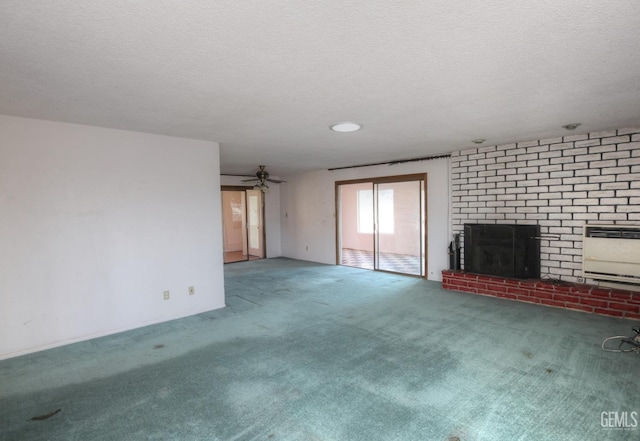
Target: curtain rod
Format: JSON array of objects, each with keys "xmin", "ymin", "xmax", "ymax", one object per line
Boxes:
[{"xmin": 327, "ymin": 153, "xmax": 451, "ymax": 171}]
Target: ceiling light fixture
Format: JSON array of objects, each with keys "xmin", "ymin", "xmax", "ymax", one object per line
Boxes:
[
  {"xmin": 472, "ymin": 139, "xmax": 486, "ymax": 144},
  {"xmin": 254, "ymin": 181, "xmax": 270, "ymax": 192},
  {"xmin": 562, "ymin": 123, "xmax": 581, "ymax": 130},
  {"xmin": 330, "ymin": 122, "xmax": 361, "ymax": 133}
]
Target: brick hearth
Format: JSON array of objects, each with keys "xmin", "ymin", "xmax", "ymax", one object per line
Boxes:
[{"xmin": 442, "ymin": 270, "xmax": 640, "ymax": 320}]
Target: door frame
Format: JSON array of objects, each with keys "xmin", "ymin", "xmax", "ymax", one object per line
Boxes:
[
  {"xmin": 334, "ymin": 173, "xmax": 428, "ymax": 277},
  {"xmin": 221, "ymin": 185, "xmax": 267, "ymax": 261}
]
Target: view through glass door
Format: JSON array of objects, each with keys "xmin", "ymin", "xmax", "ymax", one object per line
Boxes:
[
  {"xmin": 337, "ymin": 182, "xmax": 374, "ymax": 270},
  {"xmin": 337, "ymin": 174, "xmax": 426, "ymax": 276},
  {"xmin": 375, "ymin": 180, "xmax": 423, "ymax": 275}
]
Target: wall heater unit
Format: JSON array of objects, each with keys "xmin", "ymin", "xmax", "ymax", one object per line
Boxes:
[{"xmin": 583, "ymin": 225, "xmax": 640, "ymax": 285}]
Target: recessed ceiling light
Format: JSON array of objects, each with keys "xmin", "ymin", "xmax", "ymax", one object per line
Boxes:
[
  {"xmin": 562, "ymin": 123, "xmax": 581, "ymax": 130},
  {"xmin": 472, "ymin": 139, "xmax": 486, "ymax": 144},
  {"xmin": 330, "ymin": 122, "xmax": 361, "ymax": 133}
]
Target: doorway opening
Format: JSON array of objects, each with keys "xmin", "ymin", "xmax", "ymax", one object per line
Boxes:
[
  {"xmin": 221, "ymin": 186, "xmax": 265, "ymax": 264},
  {"xmin": 336, "ymin": 174, "xmax": 427, "ymax": 276}
]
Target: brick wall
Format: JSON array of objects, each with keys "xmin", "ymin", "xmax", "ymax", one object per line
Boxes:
[{"xmin": 451, "ymin": 128, "xmax": 640, "ymax": 283}]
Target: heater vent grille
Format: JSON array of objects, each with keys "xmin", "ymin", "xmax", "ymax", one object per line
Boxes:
[{"xmin": 583, "ymin": 225, "xmax": 640, "ymax": 284}]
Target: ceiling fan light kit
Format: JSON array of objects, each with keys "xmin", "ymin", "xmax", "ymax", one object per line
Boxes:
[{"xmin": 254, "ymin": 182, "xmax": 269, "ymax": 192}]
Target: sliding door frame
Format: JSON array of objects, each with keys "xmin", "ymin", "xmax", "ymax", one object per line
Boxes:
[{"xmin": 335, "ymin": 173, "xmax": 428, "ymax": 277}]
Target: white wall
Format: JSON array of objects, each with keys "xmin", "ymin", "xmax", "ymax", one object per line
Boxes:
[
  {"xmin": 220, "ymin": 176, "xmax": 282, "ymax": 258},
  {"xmin": 280, "ymin": 158, "xmax": 451, "ymax": 281},
  {"xmin": 0, "ymin": 115, "xmax": 225, "ymax": 360}
]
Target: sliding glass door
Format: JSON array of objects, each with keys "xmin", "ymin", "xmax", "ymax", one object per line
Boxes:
[{"xmin": 337, "ymin": 174, "xmax": 427, "ymax": 277}]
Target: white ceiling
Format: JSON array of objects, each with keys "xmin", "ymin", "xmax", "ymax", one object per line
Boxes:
[{"xmin": 1, "ymin": 1, "xmax": 640, "ymax": 176}]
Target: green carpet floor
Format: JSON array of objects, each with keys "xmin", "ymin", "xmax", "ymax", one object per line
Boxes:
[{"xmin": 1, "ymin": 258, "xmax": 638, "ymax": 440}]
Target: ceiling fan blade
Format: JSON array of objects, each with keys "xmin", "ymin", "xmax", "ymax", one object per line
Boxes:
[
  {"xmin": 221, "ymin": 173, "xmax": 257, "ymax": 178},
  {"xmin": 241, "ymin": 178, "xmax": 258, "ymax": 182},
  {"xmin": 266, "ymin": 178, "xmax": 286, "ymax": 183}
]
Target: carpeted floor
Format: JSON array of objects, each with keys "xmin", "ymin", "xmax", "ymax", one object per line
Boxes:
[{"xmin": 1, "ymin": 258, "xmax": 638, "ymax": 440}]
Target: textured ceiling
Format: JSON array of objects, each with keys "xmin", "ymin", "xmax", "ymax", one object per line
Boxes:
[{"xmin": 1, "ymin": 1, "xmax": 640, "ymax": 176}]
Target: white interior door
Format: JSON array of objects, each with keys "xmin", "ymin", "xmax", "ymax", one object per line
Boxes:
[{"xmin": 246, "ymin": 189, "xmax": 264, "ymax": 258}]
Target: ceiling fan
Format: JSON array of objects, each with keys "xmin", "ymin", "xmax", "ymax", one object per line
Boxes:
[{"xmin": 240, "ymin": 165, "xmax": 286, "ymax": 191}]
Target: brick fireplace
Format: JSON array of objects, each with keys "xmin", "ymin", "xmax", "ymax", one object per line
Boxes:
[
  {"xmin": 450, "ymin": 127, "xmax": 640, "ymax": 283},
  {"xmin": 445, "ymin": 127, "xmax": 640, "ymax": 320}
]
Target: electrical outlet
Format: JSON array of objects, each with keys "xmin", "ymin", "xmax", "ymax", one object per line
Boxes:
[
  {"xmin": 163, "ymin": 290, "xmax": 170, "ymax": 300},
  {"xmin": 188, "ymin": 286, "xmax": 195, "ymax": 296}
]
